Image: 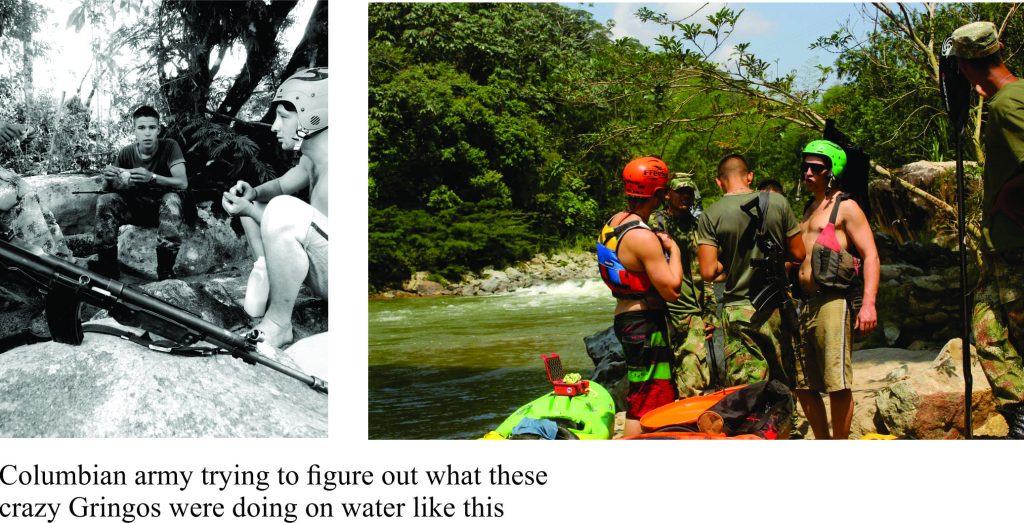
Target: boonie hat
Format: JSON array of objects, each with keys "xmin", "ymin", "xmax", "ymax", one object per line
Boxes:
[
  {"xmin": 667, "ymin": 172, "xmax": 701, "ymax": 200},
  {"xmin": 948, "ymin": 21, "xmax": 1001, "ymax": 59}
]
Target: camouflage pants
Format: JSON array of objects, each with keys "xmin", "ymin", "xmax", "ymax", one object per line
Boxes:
[
  {"xmin": 95, "ymin": 192, "xmax": 183, "ymax": 251},
  {"xmin": 721, "ymin": 303, "xmax": 792, "ymax": 387},
  {"xmin": 669, "ymin": 314, "xmax": 710, "ymax": 399},
  {"xmin": 973, "ymin": 252, "xmax": 1024, "ymax": 407}
]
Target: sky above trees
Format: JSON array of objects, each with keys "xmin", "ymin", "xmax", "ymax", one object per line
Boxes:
[
  {"xmin": 26, "ymin": 0, "xmax": 317, "ymax": 123},
  {"xmin": 568, "ymin": 2, "xmax": 871, "ymax": 85}
]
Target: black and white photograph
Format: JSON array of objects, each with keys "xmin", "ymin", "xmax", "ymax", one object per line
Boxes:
[{"xmin": 0, "ymin": 0, "xmax": 329, "ymax": 438}]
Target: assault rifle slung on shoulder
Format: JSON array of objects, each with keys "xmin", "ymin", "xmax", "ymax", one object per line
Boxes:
[
  {"xmin": 0, "ymin": 237, "xmax": 328, "ymax": 394},
  {"xmin": 742, "ymin": 192, "xmax": 801, "ymax": 387}
]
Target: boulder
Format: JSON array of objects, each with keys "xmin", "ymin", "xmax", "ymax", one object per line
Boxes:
[
  {"xmin": 0, "ymin": 168, "xmax": 76, "ymax": 341},
  {"xmin": 117, "ymin": 203, "xmax": 250, "ymax": 278},
  {"xmin": 0, "ymin": 173, "xmax": 72, "ymax": 259},
  {"xmin": 869, "ymin": 161, "xmax": 977, "ymax": 246},
  {"xmin": 478, "ymin": 278, "xmax": 502, "ymax": 293},
  {"xmin": 132, "ymin": 277, "xmax": 326, "ymax": 343},
  {"xmin": 402, "ymin": 272, "xmax": 446, "ymax": 296},
  {"xmin": 0, "ymin": 319, "xmax": 326, "ymax": 437},
  {"xmin": 23, "ymin": 174, "xmax": 105, "ymax": 234},
  {"xmin": 874, "ymin": 338, "xmax": 1003, "ymax": 439}
]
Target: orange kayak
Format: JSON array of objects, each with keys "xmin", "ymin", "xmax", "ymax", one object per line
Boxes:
[
  {"xmin": 625, "ymin": 431, "xmax": 762, "ymax": 440},
  {"xmin": 639, "ymin": 385, "xmax": 747, "ymax": 432}
]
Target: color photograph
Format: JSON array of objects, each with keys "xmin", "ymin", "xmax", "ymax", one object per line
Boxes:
[{"xmin": 368, "ymin": 2, "xmax": 1024, "ymax": 441}]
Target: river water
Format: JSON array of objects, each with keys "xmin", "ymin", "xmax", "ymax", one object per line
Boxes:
[{"xmin": 368, "ymin": 279, "xmax": 614, "ymax": 439}]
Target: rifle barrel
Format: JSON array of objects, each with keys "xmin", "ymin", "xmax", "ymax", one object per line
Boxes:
[{"xmin": 0, "ymin": 239, "xmax": 328, "ymax": 393}]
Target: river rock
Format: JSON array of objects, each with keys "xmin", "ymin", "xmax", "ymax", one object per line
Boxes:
[
  {"xmin": 481, "ymin": 269, "xmax": 508, "ymax": 281},
  {"xmin": 0, "ymin": 319, "xmax": 327, "ymax": 437},
  {"xmin": 0, "ymin": 169, "xmax": 77, "ymax": 341},
  {"xmin": 874, "ymin": 338, "xmax": 1002, "ymax": 439},
  {"xmin": 910, "ymin": 274, "xmax": 947, "ymax": 293},
  {"xmin": 403, "ymin": 271, "xmax": 445, "ymax": 296},
  {"xmin": 479, "ymin": 277, "xmax": 502, "ymax": 293},
  {"xmin": 116, "ymin": 203, "xmax": 250, "ymax": 278},
  {"xmin": 23, "ymin": 173, "xmax": 104, "ymax": 235}
]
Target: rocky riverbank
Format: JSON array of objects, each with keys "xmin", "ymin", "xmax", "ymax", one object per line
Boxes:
[{"xmin": 373, "ymin": 250, "xmax": 598, "ymax": 299}]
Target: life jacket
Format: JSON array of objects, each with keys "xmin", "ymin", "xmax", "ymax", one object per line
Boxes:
[
  {"xmin": 596, "ymin": 214, "xmax": 658, "ymax": 301},
  {"xmin": 810, "ymin": 193, "xmax": 861, "ymax": 292}
]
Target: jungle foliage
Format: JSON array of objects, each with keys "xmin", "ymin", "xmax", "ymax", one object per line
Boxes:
[
  {"xmin": 368, "ymin": 2, "xmax": 1024, "ymax": 289},
  {"xmin": 0, "ymin": 0, "xmax": 327, "ymax": 192}
]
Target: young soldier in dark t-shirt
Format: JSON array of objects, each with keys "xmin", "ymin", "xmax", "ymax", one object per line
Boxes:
[{"xmin": 90, "ymin": 105, "xmax": 189, "ymax": 280}]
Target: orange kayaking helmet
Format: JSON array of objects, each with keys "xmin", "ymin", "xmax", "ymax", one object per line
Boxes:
[{"xmin": 622, "ymin": 156, "xmax": 669, "ymax": 197}]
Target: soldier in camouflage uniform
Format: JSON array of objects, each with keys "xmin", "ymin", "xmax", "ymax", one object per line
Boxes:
[
  {"xmin": 649, "ymin": 173, "xmax": 717, "ymax": 398},
  {"xmin": 91, "ymin": 105, "xmax": 189, "ymax": 281},
  {"xmin": 948, "ymin": 22, "xmax": 1024, "ymax": 437},
  {"xmin": 697, "ymin": 155, "xmax": 804, "ymax": 387}
]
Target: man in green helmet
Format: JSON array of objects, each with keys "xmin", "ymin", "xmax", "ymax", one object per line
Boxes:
[
  {"xmin": 649, "ymin": 172, "xmax": 716, "ymax": 398},
  {"xmin": 697, "ymin": 155, "xmax": 804, "ymax": 387},
  {"xmin": 946, "ymin": 22, "xmax": 1024, "ymax": 437},
  {"xmin": 794, "ymin": 139, "xmax": 879, "ymax": 439}
]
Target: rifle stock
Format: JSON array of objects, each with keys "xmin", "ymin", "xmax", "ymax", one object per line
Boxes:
[{"xmin": 0, "ymin": 238, "xmax": 328, "ymax": 394}]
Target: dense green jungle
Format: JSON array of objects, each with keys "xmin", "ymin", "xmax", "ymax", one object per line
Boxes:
[{"xmin": 368, "ymin": 2, "xmax": 1024, "ymax": 290}]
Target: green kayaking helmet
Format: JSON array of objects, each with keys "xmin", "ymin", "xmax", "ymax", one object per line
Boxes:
[
  {"xmin": 273, "ymin": 67, "xmax": 328, "ymax": 138},
  {"xmin": 801, "ymin": 139, "xmax": 846, "ymax": 179}
]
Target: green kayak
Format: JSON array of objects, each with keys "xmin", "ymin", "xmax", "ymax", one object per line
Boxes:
[{"xmin": 483, "ymin": 381, "xmax": 615, "ymax": 440}]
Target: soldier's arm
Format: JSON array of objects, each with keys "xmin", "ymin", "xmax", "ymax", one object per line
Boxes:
[
  {"xmin": 697, "ymin": 244, "xmax": 724, "ymax": 283},
  {"xmin": 164, "ymin": 162, "xmax": 189, "ymax": 190},
  {"xmin": 842, "ymin": 201, "xmax": 879, "ymax": 333}
]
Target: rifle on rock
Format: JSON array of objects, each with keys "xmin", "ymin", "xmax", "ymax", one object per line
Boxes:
[{"xmin": 0, "ymin": 236, "xmax": 328, "ymax": 394}]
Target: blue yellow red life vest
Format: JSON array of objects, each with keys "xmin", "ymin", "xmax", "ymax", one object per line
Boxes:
[{"xmin": 596, "ymin": 214, "xmax": 659, "ymax": 301}]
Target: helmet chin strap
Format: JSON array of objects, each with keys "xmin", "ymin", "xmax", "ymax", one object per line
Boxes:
[
  {"xmin": 294, "ymin": 126, "xmax": 327, "ymax": 151},
  {"xmin": 826, "ymin": 173, "xmax": 837, "ymax": 193}
]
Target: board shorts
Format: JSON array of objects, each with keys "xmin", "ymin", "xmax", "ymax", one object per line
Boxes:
[
  {"xmin": 303, "ymin": 206, "xmax": 328, "ymax": 299},
  {"xmin": 796, "ymin": 293, "xmax": 853, "ymax": 393},
  {"xmin": 615, "ymin": 310, "xmax": 675, "ymax": 419}
]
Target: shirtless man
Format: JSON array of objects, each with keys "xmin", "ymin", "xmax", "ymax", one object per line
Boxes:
[
  {"xmin": 794, "ymin": 140, "xmax": 879, "ymax": 439},
  {"xmin": 221, "ymin": 67, "xmax": 328, "ymax": 349},
  {"xmin": 597, "ymin": 156, "xmax": 683, "ymax": 437}
]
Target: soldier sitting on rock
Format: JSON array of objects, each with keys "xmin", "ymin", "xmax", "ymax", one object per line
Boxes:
[{"xmin": 89, "ymin": 105, "xmax": 190, "ymax": 280}]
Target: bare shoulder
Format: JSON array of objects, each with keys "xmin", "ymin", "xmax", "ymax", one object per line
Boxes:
[{"xmin": 297, "ymin": 154, "xmax": 316, "ymax": 172}]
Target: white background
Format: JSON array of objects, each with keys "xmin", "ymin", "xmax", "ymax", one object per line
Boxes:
[{"xmin": 3, "ymin": 2, "xmax": 1021, "ymax": 522}]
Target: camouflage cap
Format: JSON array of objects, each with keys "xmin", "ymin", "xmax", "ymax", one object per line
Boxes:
[
  {"xmin": 949, "ymin": 21, "xmax": 1001, "ymax": 59},
  {"xmin": 667, "ymin": 172, "xmax": 701, "ymax": 200}
]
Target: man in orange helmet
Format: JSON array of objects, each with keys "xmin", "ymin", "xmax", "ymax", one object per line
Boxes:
[{"xmin": 597, "ymin": 156, "xmax": 684, "ymax": 437}]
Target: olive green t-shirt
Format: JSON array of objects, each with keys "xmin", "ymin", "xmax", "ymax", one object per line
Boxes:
[
  {"xmin": 696, "ymin": 191, "xmax": 800, "ymax": 305},
  {"xmin": 984, "ymin": 79, "xmax": 1024, "ymax": 252}
]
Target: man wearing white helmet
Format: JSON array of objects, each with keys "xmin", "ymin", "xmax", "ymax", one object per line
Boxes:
[{"xmin": 222, "ymin": 67, "xmax": 329, "ymax": 349}]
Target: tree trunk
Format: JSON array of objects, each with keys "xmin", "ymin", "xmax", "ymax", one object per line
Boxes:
[
  {"xmin": 261, "ymin": 0, "xmax": 328, "ymax": 124},
  {"xmin": 215, "ymin": 0, "xmax": 298, "ymax": 118}
]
